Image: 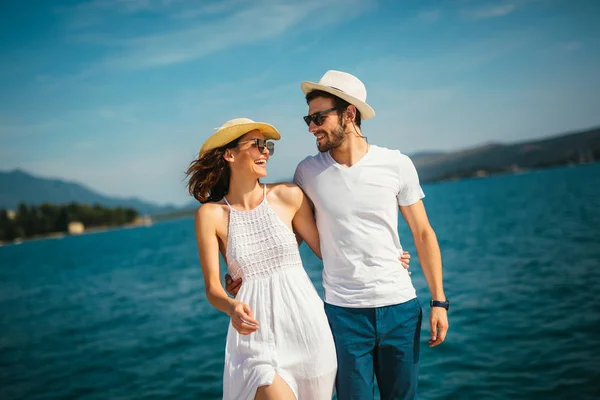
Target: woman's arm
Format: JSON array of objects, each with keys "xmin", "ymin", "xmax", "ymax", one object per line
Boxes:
[{"xmin": 194, "ymin": 206, "xmax": 259, "ymax": 335}]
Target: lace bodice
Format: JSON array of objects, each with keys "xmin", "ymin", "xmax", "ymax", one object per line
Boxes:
[{"xmin": 224, "ymin": 185, "xmax": 303, "ymax": 280}]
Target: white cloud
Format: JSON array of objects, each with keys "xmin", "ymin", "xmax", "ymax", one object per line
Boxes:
[
  {"xmin": 0, "ymin": 120, "xmax": 65, "ymax": 139},
  {"xmin": 417, "ymin": 9, "xmax": 441, "ymax": 23},
  {"xmin": 96, "ymin": 106, "xmax": 141, "ymax": 124},
  {"xmin": 358, "ymin": 29, "xmax": 539, "ymax": 90},
  {"xmin": 462, "ymin": 3, "xmax": 517, "ymax": 19},
  {"xmin": 60, "ymin": 0, "xmax": 259, "ymax": 29},
  {"xmin": 171, "ymin": 0, "xmax": 248, "ymax": 19},
  {"xmin": 65, "ymin": 0, "xmax": 187, "ymax": 16},
  {"xmin": 62, "ymin": 0, "xmax": 375, "ymax": 72},
  {"xmin": 561, "ymin": 41, "xmax": 581, "ymax": 52}
]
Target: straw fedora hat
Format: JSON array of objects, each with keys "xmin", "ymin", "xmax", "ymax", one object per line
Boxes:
[
  {"xmin": 300, "ymin": 70, "xmax": 375, "ymax": 120},
  {"xmin": 199, "ymin": 118, "xmax": 281, "ymax": 155}
]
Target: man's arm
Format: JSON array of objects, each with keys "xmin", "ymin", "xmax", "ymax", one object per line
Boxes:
[{"xmin": 400, "ymin": 200, "xmax": 448, "ymax": 347}]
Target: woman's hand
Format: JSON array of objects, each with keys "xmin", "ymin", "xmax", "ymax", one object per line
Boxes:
[
  {"xmin": 400, "ymin": 250, "xmax": 411, "ymax": 274},
  {"xmin": 230, "ymin": 301, "xmax": 259, "ymax": 335}
]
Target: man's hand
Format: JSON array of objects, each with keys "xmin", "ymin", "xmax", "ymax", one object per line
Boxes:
[
  {"xmin": 225, "ymin": 274, "xmax": 242, "ymax": 297},
  {"xmin": 428, "ymin": 307, "xmax": 449, "ymax": 347},
  {"xmin": 399, "ymin": 251, "xmax": 411, "ymax": 274}
]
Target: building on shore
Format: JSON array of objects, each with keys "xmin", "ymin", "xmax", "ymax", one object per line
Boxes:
[
  {"xmin": 68, "ymin": 221, "xmax": 85, "ymax": 234},
  {"xmin": 134, "ymin": 215, "xmax": 153, "ymax": 227}
]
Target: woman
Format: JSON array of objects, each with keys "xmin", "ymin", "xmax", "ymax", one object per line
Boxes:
[{"xmin": 186, "ymin": 118, "xmax": 337, "ymax": 400}]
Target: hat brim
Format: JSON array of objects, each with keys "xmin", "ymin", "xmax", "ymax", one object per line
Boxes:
[
  {"xmin": 200, "ymin": 122, "xmax": 281, "ymax": 155},
  {"xmin": 301, "ymin": 81, "xmax": 375, "ymax": 120}
]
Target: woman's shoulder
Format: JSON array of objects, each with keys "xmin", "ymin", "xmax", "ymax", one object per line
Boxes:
[
  {"xmin": 195, "ymin": 201, "xmax": 228, "ymax": 223},
  {"xmin": 267, "ymin": 183, "xmax": 304, "ymax": 206},
  {"xmin": 267, "ymin": 182, "xmax": 303, "ymax": 195}
]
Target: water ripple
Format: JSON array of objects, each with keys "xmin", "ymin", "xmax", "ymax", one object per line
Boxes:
[{"xmin": 1, "ymin": 165, "xmax": 599, "ymax": 399}]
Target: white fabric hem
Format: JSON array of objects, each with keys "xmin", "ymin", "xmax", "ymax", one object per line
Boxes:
[{"xmin": 324, "ymin": 295, "xmax": 418, "ymax": 309}]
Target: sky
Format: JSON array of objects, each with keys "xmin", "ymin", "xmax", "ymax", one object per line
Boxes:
[{"xmin": 1, "ymin": 0, "xmax": 599, "ymax": 206}]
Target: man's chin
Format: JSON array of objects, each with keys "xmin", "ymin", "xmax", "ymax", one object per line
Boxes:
[{"xmin": 317, "ymin": 142, "xmax": 329, "ymax": 152}]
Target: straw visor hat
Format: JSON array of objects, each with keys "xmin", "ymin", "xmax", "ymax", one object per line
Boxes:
[
  {"xmin": 300, "ymin": 70, "xmax": 375, "ymax": 120},
  {"xmin": 199, "ymin": 118, "xmax": 281, "ymax": 155}
]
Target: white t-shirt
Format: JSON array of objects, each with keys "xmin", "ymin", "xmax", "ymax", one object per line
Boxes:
[{"xmin": 293, "ymin": 145, "xmax": 425, "ymax": 308}]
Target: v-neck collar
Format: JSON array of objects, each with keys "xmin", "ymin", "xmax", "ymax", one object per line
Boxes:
[{"xmin": 326, "ymin": 144, "xmax": 374, "ymax": 170}]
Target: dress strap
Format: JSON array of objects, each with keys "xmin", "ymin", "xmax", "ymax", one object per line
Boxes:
[
  {"xmin": 263, "ymin": 183, "xmax": 267, "ymax": 201},
  {"xmin": 223, "ymin": 196, "xmax": 232, "ymax": 209}
]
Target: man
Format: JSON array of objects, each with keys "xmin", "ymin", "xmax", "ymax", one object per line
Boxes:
[{"xmin": 228, "ymin": 70, "xmax": 448, "ymax": 400}]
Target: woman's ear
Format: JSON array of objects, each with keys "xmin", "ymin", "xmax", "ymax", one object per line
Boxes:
[{"xmin": 223, "ymin": 149, "xmax": 235, "ymax": 163}]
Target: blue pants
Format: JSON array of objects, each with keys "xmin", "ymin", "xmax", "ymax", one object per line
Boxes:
[{"xmin": 324, "ymin": 298, "xmax": 422, "ymax": 400}]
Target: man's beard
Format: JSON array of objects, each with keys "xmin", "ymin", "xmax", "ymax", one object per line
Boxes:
[{"xmin": 317, "ymin": 120, "xmax": 347, "ymax": 152}]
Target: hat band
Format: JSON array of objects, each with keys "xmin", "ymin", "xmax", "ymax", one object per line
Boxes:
[
  {"xmin": 328, "ymin": 86, "xmax": 345, "ymax": 93},
  {"xmin": 325, "ymin": 85, "xmax": 365, "ymax": 103}
]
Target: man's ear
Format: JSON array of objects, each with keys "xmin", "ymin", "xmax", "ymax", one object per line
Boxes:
[
  {"xmin": 223, "ymin": 149, "xmax": 234, "ymax": 163},
  {"xmin": 345, "ymin": 105, "xmax": 357, "ymax": 123}
]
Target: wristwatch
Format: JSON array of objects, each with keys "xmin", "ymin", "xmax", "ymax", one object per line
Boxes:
[{"xmin": 430, "ymin": 299, "xmax": 450, "ymax": 310}]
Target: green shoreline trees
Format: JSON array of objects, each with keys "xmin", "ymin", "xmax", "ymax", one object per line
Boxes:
[{"xmin": 0, "ymin": 203, "xmax": 139, "ymax": 242}]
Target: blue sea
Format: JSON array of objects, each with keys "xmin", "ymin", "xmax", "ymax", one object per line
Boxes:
[{"xmin": 1, "ymin": 164, "xmax": 599, "ymax": 400}]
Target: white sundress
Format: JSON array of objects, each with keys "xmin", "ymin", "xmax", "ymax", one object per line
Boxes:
[{"xmin": 222, "ymin": 185, "xmax": 337, "ymax": 400}]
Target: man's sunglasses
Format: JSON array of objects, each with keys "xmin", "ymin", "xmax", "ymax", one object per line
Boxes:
[
  {"xmin": 237, "ymin": 138, "xmax": 275, "ymax": 155},
  {"xmin": 303, "ymin": 107, "xmax": 338, "ymax": 127}
]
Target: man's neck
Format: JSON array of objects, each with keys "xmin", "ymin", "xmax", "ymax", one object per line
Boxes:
[{"xmin": 329, "ymin": 132, "xmax": 370, "ymax": 168}]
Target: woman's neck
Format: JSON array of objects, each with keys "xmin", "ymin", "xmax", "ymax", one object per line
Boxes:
[{"xmin": 226, "ymin": 175, "xmax": 263, "ymax": 210}]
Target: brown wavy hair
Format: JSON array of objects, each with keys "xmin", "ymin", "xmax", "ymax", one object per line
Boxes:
[{"xmin": 186, "ymin": 137, "xmax": 242, "ymax": 203}]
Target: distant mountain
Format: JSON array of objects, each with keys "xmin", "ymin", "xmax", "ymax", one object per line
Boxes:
[
  {"xmin": 406, "ymin": 150, "xmax": 447, "ymax": 159},
  {"xmin": 0, "ymin": 169, "xmax": 178, "ymax": 215},
  {"xmin": 411, "ymin": 127, "xmax": 600, "ymax": 182},
  {"xmin": 2, "ymin": 127, "xmax": 598, "ymax": 214}
]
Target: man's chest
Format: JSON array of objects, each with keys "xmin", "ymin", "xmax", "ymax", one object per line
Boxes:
[{"xmin": 307, "ymin": 166, "xmax": 400, "ymax": 216}]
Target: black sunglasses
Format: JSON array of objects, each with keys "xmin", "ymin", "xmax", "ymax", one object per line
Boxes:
[
  {"xmin": 303, "ymin": 107, "xmax": 338, "ymax": 127},
  {"xmin": 237, "ymin": 138, "xmax": 275, "ymax": 155}
]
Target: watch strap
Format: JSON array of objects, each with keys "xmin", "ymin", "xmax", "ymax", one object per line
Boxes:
[{"xmin": 430, "ymin": 300, "xmax": 450, "ymax": 310}]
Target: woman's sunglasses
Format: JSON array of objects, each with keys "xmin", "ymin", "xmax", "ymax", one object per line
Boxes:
[
  {"xmin": 237, "ymin": 138, "xmax": 275, "ymax": 155},
  {"xmin": 303, "ymin": 107, "xmax": 338, "ymax": 127}
]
